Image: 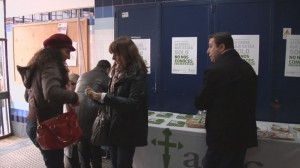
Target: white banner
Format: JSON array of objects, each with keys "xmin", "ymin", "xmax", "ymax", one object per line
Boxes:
[{"xmin": 134, "ymin": 112, "xmax": 300, "ymax": 168}]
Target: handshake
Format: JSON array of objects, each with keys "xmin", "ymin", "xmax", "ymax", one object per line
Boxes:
[{"xmin": 84, "ymin": 86, "xmax": 101, "ymax": 101}]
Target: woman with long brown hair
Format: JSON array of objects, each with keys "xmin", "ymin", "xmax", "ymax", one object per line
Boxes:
[
  {"xmin": 86, "ymin": 35, "xmax": 148, "ymax": 168},
  {"xmin": 18, "ymin": 34, "xmax": 79, "ymax": 168}
]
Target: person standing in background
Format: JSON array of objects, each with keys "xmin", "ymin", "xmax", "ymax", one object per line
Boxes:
[
  {"xmin": 64, "ymin": 73, "xmax": 80, "ymax": 168},
  {"xmin": 76, "ymin": 60, "xmax": 111, "ymax": 168},
  {"xmin": 194, "ymin": 32, "xmax": 258, "ymax": 168},
  {"xmin": 85, "ymin": 36, "xmax": 148, "ymax": 168},
  {"xmin": 17, "ymin": 33, "xmax": 79, "ymax": 168}
]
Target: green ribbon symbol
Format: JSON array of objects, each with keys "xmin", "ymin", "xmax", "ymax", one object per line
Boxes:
[{"xmin": 151, "ymin": 128, "xmax": 183, "ymax": 168}]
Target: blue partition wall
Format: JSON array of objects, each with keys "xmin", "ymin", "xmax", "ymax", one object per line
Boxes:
[
  {"xmin": 114, "ymin": 4, "xmax": 162, "ymax": 110},
  {"xmin": 160, "ymin": 1, "xmax": 211, "ymax": 114},
  {"xmin": 213, "ymin": 0, "xmax": 273, "ymax": 121},
  {"xmin": 114, "ymin": 0, "xmax": 300, "ymax": 123},
  {"xmin": 271, "ymin": 0, "xmax": 300, "ymax": 123}
]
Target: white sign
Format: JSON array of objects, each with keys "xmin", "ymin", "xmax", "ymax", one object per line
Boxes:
[
  {"xmin": 283, "ymin": 28, "xmax": 292, "ymax": 40},
  {"xmin": 58, "ymin": 22, "xmax": 67, "ymax": 34},
  {"xmin": 66, "ymin": 42, "xmax": 77, "ymax": 66},
  {"xmin": 172, "ymin": 37, "xmax": 197, "ymax": 75},
  {"xmin": 284, "ymin": 35, "xmax": 300, "ymax": 77},
  {"xmin": 232, "ymin": 35, "xmax": 260, "ymax": 75},
  {"xmin": 132, "ymin": 39, "xmax": 151, "ymax": 74}
]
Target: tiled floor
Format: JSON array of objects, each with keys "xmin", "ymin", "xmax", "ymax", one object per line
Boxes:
[{"xmin": 0, "ymin": 136, "xmax": 112, "ymax": 168}]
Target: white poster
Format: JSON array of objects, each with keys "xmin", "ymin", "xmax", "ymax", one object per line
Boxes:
[
  {"xmin": 66, "ymin": 42, "xmax": 77, "ymax": 66},
  {"xmin": 232, "ymin": 35, "xmax": 260, "ymax": 75},
  {"xmin": 284, "ymin": 35, "xmax": 300, "ymax": 77},
  {"xmin": 132, "ymin": 39, "xmax": 151, "ymax": 74},
  {"xmin": 172, "ymin": 37, "xmax": 197, "ymax": 75}
]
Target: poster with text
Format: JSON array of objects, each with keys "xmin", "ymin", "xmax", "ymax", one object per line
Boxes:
[
  {"xmin": 172, "ymin": 37, "xmax": 197, "ymax": 75},
  {"xmin": 132, "ymin": 39, "xmax": 151, "ymax": 74},
  {"xmin": 232, "ymin": 35, "xmax": 259, "ymax": 75},
  {"xmin": 285, "ymin": 35, "xmax": 300, "ymax": 77}
]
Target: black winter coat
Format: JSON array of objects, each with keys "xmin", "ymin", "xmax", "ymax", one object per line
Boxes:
[
  {"xmin": 75, "ymin": 66, "xmax": 110, "ymax": 139},
  {"xmin": 194, "ymin": 49, "xmax": 258, "ymax": 152},
  {"xmin": 104, "ymin": 69, "xmax": 148, "ymax": 147}
]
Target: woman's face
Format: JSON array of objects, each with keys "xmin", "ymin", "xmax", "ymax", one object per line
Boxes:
[
  {"xmin": 112, "ymin": 53, "xmax": 126, "ymax": 69},
  {"xmin": 60, "ymin": 48, "xmax": 72, "ymax": 61}
]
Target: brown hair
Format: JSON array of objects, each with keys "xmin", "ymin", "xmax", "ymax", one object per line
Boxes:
[
  {"xmin": 27, "ymin": 48, "xmax": 69, "ymax": 85},
  {"xmin": 109, "ymin": 36, "xmax": 148, "ymax": 75}
]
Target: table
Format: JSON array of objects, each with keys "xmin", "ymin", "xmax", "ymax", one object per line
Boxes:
[{"xmin": 133, "ymin": 111, "xmax": 300, "ymax": 168}]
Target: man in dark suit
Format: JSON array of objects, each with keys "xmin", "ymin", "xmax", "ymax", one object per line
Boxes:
[
  {"xmin": 75, "ymin": 60, "xmax": 111, "ymax": 168},
  {"xmin": 194, "ymin": 32, "xmax": 258, "ymax": 168}
]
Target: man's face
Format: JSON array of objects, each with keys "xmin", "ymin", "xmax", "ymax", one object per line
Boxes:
[{"xmin": 207, "ymin": 38, "xmax": 223, "ymax": 63}]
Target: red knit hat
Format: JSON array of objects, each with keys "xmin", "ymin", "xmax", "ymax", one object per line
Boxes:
[{"xmin": 43, "ymin": 33, "xmax": 76, "ymax": 51}]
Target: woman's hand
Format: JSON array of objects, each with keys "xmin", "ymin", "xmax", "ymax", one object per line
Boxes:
[
  {"xmin": 84, "ymin": 86, "xmax": 94, "ymax": 97},
  {"xmin": 85, "ymin": 86, "xmax": 101, "ymax": 101}
]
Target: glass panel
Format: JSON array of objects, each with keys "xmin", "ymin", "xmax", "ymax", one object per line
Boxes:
[
  {"xmin": 0, "ymin": 99, "xmax": 11, "ymax": 136},
  {"xmin": 0, "ymin": 0, "xmax": 4, "ymax": 38},
  {"xmin": 0, "ymin": 41, "xmax": 6, "ymax": 92}
]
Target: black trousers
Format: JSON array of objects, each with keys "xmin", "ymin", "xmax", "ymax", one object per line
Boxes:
[
  {"xmin": 77, "ymin": 137, "xmax": 102, "ymax": 168},
  {"xmin": 110, "ymin": 146, "xmax": 135, "ymax": 168}
]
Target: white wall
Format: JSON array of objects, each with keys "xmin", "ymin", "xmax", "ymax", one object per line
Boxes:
[{"xmin": 6, "ymin": 0, "xmax": 94, "ymax": 17}]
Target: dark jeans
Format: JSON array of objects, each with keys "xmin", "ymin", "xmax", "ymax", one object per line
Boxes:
[
  {"xmin": 26, "ymin": 120, "xmax": 64, "ymax": 168},
  {"xmin": 202, "ymin": 147, "xmax": 246, "ymax": 168},
  {"xmin": 110, "ymin": 146, "xmax": 135, "ymax": 168},
  {"xmin": 77, "ymin": 137, "xmax": 102, "ymax": 168}
]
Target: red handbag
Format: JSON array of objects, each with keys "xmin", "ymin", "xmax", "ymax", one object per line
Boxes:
[{"xmin": 36, "ymin": 105, "xmax": 83, "ymax": 150}]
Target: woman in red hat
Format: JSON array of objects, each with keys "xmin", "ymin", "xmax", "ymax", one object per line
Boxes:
[{"xmin": 17, "ymin": 33, "xmax": 79, "ymax": 168}]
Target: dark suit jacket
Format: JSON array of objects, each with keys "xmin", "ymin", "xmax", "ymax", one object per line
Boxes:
[
  {"xmin": 194, "ymin": 49, "xmax": 258, "ymax": 152},
  {"xmin": 75, "ymin": 66, "xmax": 110, "ymax": 138}
]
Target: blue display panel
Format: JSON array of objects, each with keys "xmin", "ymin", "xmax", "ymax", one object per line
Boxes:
[
  {"xmin": 271, "ymin": 0, "xmax": 300, "ymax": 123},
  {"xmin": 114, "ymin": 0, "xmax": 300, "ymax": 123},
  {"xmin": 160, "ymin": 1, "xmax": 211, "ymax": 114},
  {"xmin": 114, "ymin": 4, "xmax": 162, "ymax": 110},
  {"xmin": 213, "ymin": 0, "xmax": 273, "ymax": 121}
]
